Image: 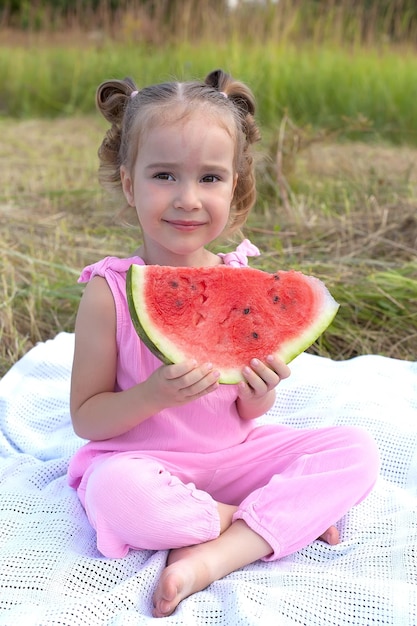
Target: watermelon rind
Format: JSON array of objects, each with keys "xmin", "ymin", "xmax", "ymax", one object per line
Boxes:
[
  {"xmin": 275, "ymin": 290, "xmax": 339, "ymax": 365},
  {"xmin": 126, "ymin": 266, "xmax": 174, "ymax": 367},
  {"xmin": 126, "ymin": 264, "xmax": 339, "ymax": 384}
]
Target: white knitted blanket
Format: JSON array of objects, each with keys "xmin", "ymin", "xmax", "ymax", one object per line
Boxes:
[{"xmin": 0, "ymin": 332, "xmax": 416, "ymax": 625}]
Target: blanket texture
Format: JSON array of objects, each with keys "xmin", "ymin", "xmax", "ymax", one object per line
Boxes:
[{"xmin": 0, "ymin": 332, "xmax": 416, "ymax": 625}]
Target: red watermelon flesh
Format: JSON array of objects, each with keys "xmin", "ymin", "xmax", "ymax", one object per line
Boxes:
[{"xmin": 126, "ymin": 264, "xmax": 339, "ymax": 384}]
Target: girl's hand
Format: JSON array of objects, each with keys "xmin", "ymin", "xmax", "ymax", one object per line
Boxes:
[
  {"xmin": 147, "ymin": 360, "xmax": 221, "ymax": 409},
  {"xmin": 236, "ymin": 355, "xmax": 291, "ymax": 420},
  {"xmin": 238, "ymin": 355, "xmax": 290, "ymax": 401}
]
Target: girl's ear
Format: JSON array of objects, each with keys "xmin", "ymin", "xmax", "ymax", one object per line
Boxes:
[{"xmin": 120, "ymin": 165, "xmax": 135, "ymax": 206}]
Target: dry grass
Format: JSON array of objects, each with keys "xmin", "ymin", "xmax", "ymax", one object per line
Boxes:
[
  {"xmin": 2, "ymin": 0, "xmax": 417, "ymax": 47},
  {"xmin": 0, "ymin": 117, "xmax": 416, "ymax": 378}
]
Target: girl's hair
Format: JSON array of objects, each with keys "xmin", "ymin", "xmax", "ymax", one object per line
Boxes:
[{"xmin": 96, "ymin": 69, "xmax": 260, "ymax": 237}]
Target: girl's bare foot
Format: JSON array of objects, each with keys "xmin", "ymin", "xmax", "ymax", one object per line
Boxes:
[
  {"xmin": 152, "ymin": 520, "xmax": 272, "ymax": 618},
  {"xmin": 152, "ymin": 545, "xmax": 212, "ymax": 618},
  {"xmin": 319, "ymin": 525, "xmax": 340, "ymax": 545}
]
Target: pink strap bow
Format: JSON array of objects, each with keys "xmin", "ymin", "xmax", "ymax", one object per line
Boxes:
[{"xmin": 218, "ymin": 239, "xmax": 261, "ymax": 267}]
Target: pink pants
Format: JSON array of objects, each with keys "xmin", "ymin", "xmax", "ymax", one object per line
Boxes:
[{"xmin": 77, "ymin": 424, "xmax": 379, "ymax": 560}]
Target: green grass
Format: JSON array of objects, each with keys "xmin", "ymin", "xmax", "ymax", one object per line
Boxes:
[
  {"xmin": 1, "ymin": 41, "xmax": 417, "ymax": 144},
  {"xmin": 0, "ymin": 116, "xmax": 416, "ymax": 377},
  {"xmin": 1, "ymin": 7, "xmax": 416, "ymax": 375}
]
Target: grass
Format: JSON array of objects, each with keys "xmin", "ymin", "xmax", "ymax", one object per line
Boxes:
[
  {"xmin": 1, "ymin": 41, "xmax": 417, "ymax": 146},
  {"xmin": 0, "ymin": 116, "xmax": 416, "ymax": 378},
  {"xmin": 1, "ymin": 2, "xmax": 416, "ymax": 376}
]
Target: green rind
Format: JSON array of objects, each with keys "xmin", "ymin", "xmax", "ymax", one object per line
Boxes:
[
  {"xmin": 126, "ymin": 264, "xmax": 340, "ymax": 384},
  {"xmin": 127, "ymin": 264, "xmax": 195, "ymax": 369},
  {"xmin": 276, "ymin": 294, "xmax": 339, "ymax": 364},
  {"xmin": 126, "ymin": 265, "xmax": 174, "ymax": 367}
]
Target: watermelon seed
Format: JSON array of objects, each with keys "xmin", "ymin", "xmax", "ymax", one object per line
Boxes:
[
  {"xmin": 243, "ymin": 308, "xmax": 250, "ymax": 314},
  {"xmin": 252, "ymin": 332, "xmax": 259, "ymax": 339},
  {"xmin": 273, "ymin": 296, "xmax": 280, "ymax": 303},
  {"xmin": 170, "ymin": 281, "xmax": 178, "ymax": 288},
  {"xmin": 273, "ymin": 274, "xmax": 280, "ymax": 280}
]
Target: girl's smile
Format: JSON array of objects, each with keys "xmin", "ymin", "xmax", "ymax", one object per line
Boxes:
[
  {"xmin": 163, "ymin": 219, "xmax": 208, "ymax": 231},
  {"xmin": 121, "ymin": 112, "xmax": 237, "ymax": 266}
]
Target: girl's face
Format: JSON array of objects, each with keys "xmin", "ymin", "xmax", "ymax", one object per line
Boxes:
[{"xmin": 120, "ymin": 111, "xmax": 238, "ymax": 267}]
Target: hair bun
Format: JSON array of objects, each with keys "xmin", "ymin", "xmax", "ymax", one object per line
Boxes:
[
  {"xmin": 96, "ymin": 78, "xmax": 137, "ymax": 124},
  {"xmin": 204, "ymin": 68, "xmax": 256, "ymax": 117},
  {"xmin": 205, "ymin": 69, "xmax": 226, "ymax": 90}
]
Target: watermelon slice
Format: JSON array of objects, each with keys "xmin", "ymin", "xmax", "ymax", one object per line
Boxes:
[{"xmin": 126, "ymin": 264, "xmax": 339, "ymax": 384}]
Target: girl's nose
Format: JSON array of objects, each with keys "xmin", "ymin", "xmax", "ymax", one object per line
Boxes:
[{"xmin": 174, "ymin": 183, "xmax": 202, "ymax": 211}]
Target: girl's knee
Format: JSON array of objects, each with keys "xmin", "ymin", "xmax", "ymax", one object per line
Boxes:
[
  {"xmin": 83, "ymin": 454, "xmax": 219, "ymax": 554},
  {"xmin": 85, "ymin": 455, "xmax": 166, "ymax": 513}
]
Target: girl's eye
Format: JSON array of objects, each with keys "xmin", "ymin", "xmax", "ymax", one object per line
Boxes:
[
  {"xmin": 154, "ymin": 173, "xmax": 174, "ymax": 181},
  {"xmin": 201, "ymin": 175, "xmax": 220, "ymax": 183}
]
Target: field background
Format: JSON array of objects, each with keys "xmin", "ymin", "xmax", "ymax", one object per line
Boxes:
[{"xmin": 1, "ymin": 0, "xmax": 416, "ymax": 378}]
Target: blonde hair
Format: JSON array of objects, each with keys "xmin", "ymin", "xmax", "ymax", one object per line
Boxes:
[{"xmin": 96, "ymin": 69, "xmax": 260, "ymax": 236}]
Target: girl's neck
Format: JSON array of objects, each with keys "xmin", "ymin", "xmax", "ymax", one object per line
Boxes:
[{"xmin": 133, "ymin": 244, "xmax": 222, "ymax": 268}]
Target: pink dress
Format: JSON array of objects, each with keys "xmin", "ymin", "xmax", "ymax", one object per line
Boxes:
[{"xmin": 68, "ymin": 241, "xmax": 379, "ymax": 560}]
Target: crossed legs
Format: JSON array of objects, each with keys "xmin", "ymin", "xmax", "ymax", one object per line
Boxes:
[{"xmin": 80, "ymin": 425, "xmax": 379, "ymax": 618}]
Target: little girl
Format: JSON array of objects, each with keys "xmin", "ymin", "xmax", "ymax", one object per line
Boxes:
[{"xmin": 68, "ymin": 69, "xmax": 380, "ymax": 618}]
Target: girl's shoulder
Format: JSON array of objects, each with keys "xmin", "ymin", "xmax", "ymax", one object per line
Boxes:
[{"xmin": 78, "ymin": 255, "xmax": 145, "ymax": 284}]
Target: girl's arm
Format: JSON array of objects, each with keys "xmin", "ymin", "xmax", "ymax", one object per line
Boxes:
[
  {"xmin": 70, "ymin": 276, "xmax": 220, "ymax": 441},
  {"xmin": 236, "ymin": 356, "xmax": 291, "ymax": 421}
]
